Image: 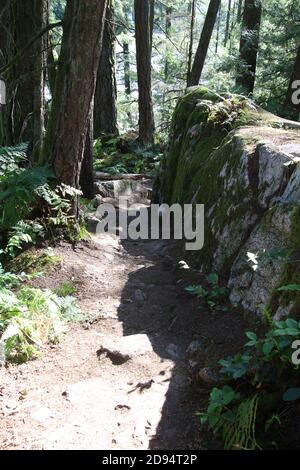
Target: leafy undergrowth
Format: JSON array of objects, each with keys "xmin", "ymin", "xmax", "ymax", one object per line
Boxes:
[
  {"xmin": 0, "ymin": 261, "xmax": 82, "ymax": 364},
  {"xmin": 0, "ymin": 144, "xmax": 85, "ymax": 364},
  {"xmin": 93, "ymin": 133, "xmax": 163, "ymax": 177},
  {"xmin": 200, "ymin": 312, "xmax": 300, "ymax": 449}
]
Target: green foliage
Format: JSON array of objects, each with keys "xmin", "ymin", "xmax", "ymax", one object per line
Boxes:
[
  {"xmin": 0, "ymin": 144, "xmax": 84, "ymax": 259},
  {"xmin": 199, "ymin": 386, "xmax": 260, "ymax": 450},
  {"xmin": 203, "ymin": 314, "xmax": 300, "ymax": 449},
  {"xmin": 0, "ymin": 285, "xmax": 81, "ymax": 364},
  {"xmin": 8, "ymin": 248, "xmax": 61, "ymax": 275},
  {"xmin": 185, "ymin": 273, "xmax": 228, "ymax": 310},
  {"xmin": 93, "ymin": 135, "xmax": 163, "ymax": 177},
  {"xmin": 0, "ymin": 143, "xmax": 28, "ymax": 175},
  {"xmin": 54, "ymin": 282, "xmax": 77, "ymax": 298}
]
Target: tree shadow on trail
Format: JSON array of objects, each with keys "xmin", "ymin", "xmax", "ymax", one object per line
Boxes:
[{"xmin": 117, "ymin": 238, "xmax": 201, "ymax": 450}]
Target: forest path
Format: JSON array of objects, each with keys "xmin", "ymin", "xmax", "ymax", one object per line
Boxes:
[{"xmin": 0, "ymin": 179, "xmax": 207, "ymax": 450}]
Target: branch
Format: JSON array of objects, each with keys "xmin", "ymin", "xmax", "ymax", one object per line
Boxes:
[{"xmin": 0, "ymin": 21, "xmax": 62, "ymax": 76}]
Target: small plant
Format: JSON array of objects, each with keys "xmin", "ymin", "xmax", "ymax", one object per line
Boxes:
[
  {"xmin": 54, "ymin": 282, "xmax": 77, "ymax": 298},
  {"xmin": 0, "ymin": 285, "xmax": 82, "ymax": 363},
  {"xmin": 185, "ymin": 273, "xmax": 228, "ymax": 310},
  {"xmin": 199, "ymin": 386, "xmax": 260, "ymax": 450},
  {"xmin": 201, "ymin": 316, "xmax": 300, "ymax": 449}
]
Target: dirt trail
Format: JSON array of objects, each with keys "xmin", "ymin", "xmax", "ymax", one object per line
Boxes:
[
  {"xmin": 0, "ymin": 237, "xmax": 201, "ymax": 450},
  {"xmin": 0, "ymin": 179, "xmax": 250, "ymax": 450}
]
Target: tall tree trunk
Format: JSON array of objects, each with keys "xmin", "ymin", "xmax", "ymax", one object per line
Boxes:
[
  {"xmin": 123, "ymin": 41, "xmax": 131, "ymax": 96},
  {"xmin": 0, "ymin": 0, "xmax": 8, "ymax": 145},
  {"xmin": 134, "ymin": 0, "xmax": 155, "ymax": 146},
  {"xmin": 285, "ymin": 45, "xmax": 300, "ymax": 112},
  {"xmin": 150, "ymin": 0, "xmax": 155, "ymax": 50},
  {"xmin": 187, "ymin": 0, "xmax": 196, "ymax": 80},
  {"xmin": 80, "ymin": 103, "xmax": 95, "ymax": 199},
  {"xmin": 237, "ymin": 0, "xmax": 244, "ymax": 22},
  {"xmin": 42, "ymin": 0, "xmax": 108, "ymax": 216},
  {"xmin": 164, "ymin": 6, "xmax": 173, "ymax": 81},
  {"xmin": 94, "ymin": 0, "xmax": 118, "ymax": 137},
  {"xmin": 236, "ymin": 0, "xmax": 262, "ymax": 94},
  {"xmin": 187, "ymin": 0, "xmax": 221, "ymax": 87},
  {"xmin": 215, "ymin": 5, "xmax": 221, "ymax": 53},
  {"xmin": 6, "ymin": 0, "xmax": 48, "ymax": 151},
  {"xmin": 224, "ymin": 0, "xmax": 232, "ymax": 47}
]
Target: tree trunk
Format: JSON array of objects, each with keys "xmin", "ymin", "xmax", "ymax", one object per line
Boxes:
[
  {"xmin": 187, "ymin": 0, "xmax": 196, "ymax": 80},
  {"xmin": 215, "ymin": 6, "xmax": 221, "ymax": 53},
  {"xmin": 224, "ymin": 0, "xmax": 232, "ymax": 47},
  {"xmin": 165, "ymin": 6, "xmax": 173, "ymax": 81},
  {"xmin": 0, "ymin": 0, "xmax": 8, "ymax": 145},
  {"xmin": 42, "ymin": 0, "xmax": 108, "ymax": 216},
  {"xmin": 6, "ymin": 0, "xmax": 48, "ymax": 151},
  {"xmin": 187, "ymin": 0, "xmax": 221, "ymax": 87},
  {"xmin": 123, "ymin": 41, "xmax": 131, "ymax": 96},
  {"xmin": 134, "ymin": 0, "xmax": 155, "ymax": 146},
  {"xmin": 237, "ymin": 0, "xmax": 244, "ymax": 22},
  {"xmin": 94, "ymin": 0, "xmax": 118, "ymax": 137},
  {"xmin": 80, "ymin": 103, "xmax": 95, "ymax": 199},
  {"xmin": 286, "ymin": 45, "xmax": 300, "ymax": 112},
  {"xmin": 236, "ymin": 0, "xmax": 262, "ymax": 94}
]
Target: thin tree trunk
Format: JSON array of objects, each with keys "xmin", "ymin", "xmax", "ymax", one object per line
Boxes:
[
  {"xmin": 0, "ymin": 0, "xmax": 8, "ymax": 145},
  {"xmin": 150, "ymin": 0, "xmax": 155, "ymax": 50},
  {"xmin": 165, "ymin": 6, "xmax": 173, "ymax": 81},
  {"xmin": 47, "ymin": 34, "xmax": 57, "ymax": 98},
  {"xmin": 237, "ymin": 0, "xmax": 244, "ymax": 22},
  {"xmin": 236, "ymin": 0, "xmax": 262, "ymax": 94},
  {"xmin": 224, "ymin": 0, "xmax": 232, "ymax": 47},
  {"xmin": 42, "ymin": 0, "xmax": 108, "ymax": 216},
  {"xmin": 134, "ymin": 0, "xmax": 155, "ymax": 146},
  {"xmin": 80, "ymin": 103, "xmax": 95, "ymax": 199},
  {"xmin": 215, "ymin": 6, "xmax": 221, "ymax": 54},
  {"xmin": 123, "ymin": 41, "xmax": 131, "ymax": 95},
  {"xmin": 94, "ymin": 0, "xmax": 118, "ymax": 137},
  {"xmin": 187, "ymin": 0, "xmax": 196, "ymax": 80},
  {"xmin": 187, "ymin": 0, "xmax": 221, "ymax": 87}
]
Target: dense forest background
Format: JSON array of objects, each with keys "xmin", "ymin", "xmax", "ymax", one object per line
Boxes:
[{"xmin": 1, "ymin": 0, "xmax": 300, "ymax": 154}]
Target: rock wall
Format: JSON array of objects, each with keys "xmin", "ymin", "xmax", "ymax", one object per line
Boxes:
[{"xmin": 158, "ymin": 87, "xmax": 300, "ymax": 318}]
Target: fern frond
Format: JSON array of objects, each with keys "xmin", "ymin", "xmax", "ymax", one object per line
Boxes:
[{"xmin": 223, "ymin": 395, "xmax": 260, "ymax": 450}]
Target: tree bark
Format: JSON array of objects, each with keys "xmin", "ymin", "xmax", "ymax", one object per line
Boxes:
[
  {"xmin": 94, "ymin": 0, "xmax": 118, "ymax": 137},
  {"xmin": 0, "ymin": 0, "xmax": 8, "ymax": 145},
  {"xmin": 187, "ymin": 0, "xmax": 196, "ymax": 80},
  {"xmin": 165, "ymin": 6, "xmax": 173, "ymax": 81},
  {"xmin": 42, "ymin": 0, "xmax": 108, "ymax": 215},
  {"xmin": 80, "ymin": 103, "xmax": 95, "ymax": 199},
  {"xmin": 5, "ymin": 0, "xmax": 48, "ymax": 151},
  {"xmin": 236, "ymin": 0, "xmax": 262, "ymax": 94},
  {"xmin": 237, "ymin": 0, "xmax": 244, "ymax": 22},
  {"xmin": 134, "ymin": 0, "xmax": 155, "ymax": 146},
  {"xmin": 187, "ymin": 0, "xmax": 221, "ymax": 87},
  {"xmin": 224, "ymin": 0, "xmax": 232, "ymax": 47}
]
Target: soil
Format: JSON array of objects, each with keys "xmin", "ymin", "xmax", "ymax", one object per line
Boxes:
[{"xmin": 0, "ymin": 188, "xmax": 258, "ymax": 450}]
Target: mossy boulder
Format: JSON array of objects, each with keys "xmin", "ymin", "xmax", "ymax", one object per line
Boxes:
[{"xmin": 158, "ymin": 87, "xmax": 300, "ymax": 317}]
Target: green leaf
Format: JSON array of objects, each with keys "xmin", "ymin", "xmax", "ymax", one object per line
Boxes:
[
  {"xmin": 263, "ymin": 340, "xmax": 274, "ymax": 355},
  {"xmin": 277, "ymin": 285, "xmax": 300, "ymax": 292},
  {"xmin": 246, "ymin": 332, "xmax": 257, "ymax": 342},
  {"xmin": 207, "ymin": 273, "xmax": 218, "ymax": 285},
  {"xmin": 283, "ymin": 388, "xmax": 300, "ymax": 402}
]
